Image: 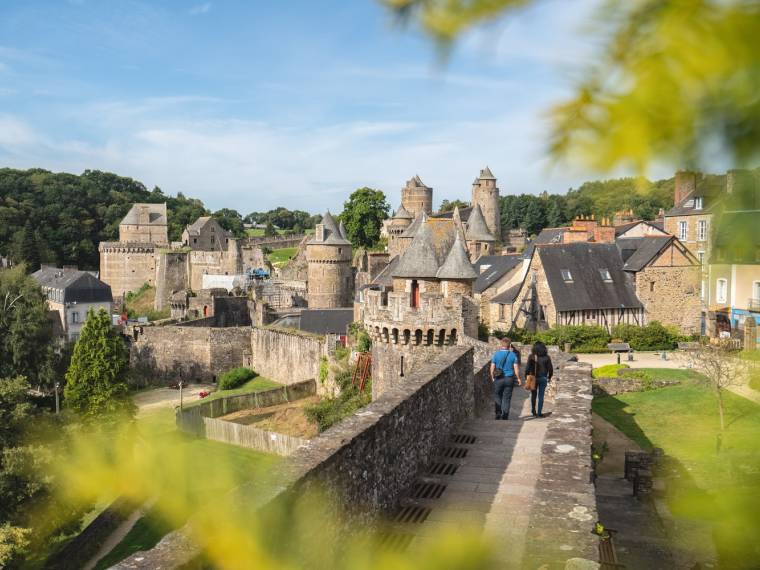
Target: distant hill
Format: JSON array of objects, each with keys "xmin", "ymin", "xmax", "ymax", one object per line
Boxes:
[{"xmin": 0, "ymin": 168, "xmax": 207, "ymax": 270}]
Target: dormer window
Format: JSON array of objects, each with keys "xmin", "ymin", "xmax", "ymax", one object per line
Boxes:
[
  {"xmin": 561, "ymin": 269, "xmax": 573, "ymax": 282},
  {"xmin": 480, "ymin": 264, "xmax": 491, "ymax": 274},
  {"xmin": 694, "ymin": 197, "xmax": 703, "ymax": 209},
  {"xmin": 599, "ymin": 268, "xmax": 613, "ymax": 282}
]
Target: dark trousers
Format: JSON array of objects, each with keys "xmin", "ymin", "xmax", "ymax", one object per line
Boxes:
[
  {"xmin": 530, "ymin": 376, "xmax": 549, "ymax": 415},
  {"xmin": 493, "ymin": 376, "xmax": 516, "ymax": 419}
]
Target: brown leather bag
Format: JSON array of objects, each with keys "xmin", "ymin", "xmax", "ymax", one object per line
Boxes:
[{"xmin": 525, "ymin": 374, "xmax": 537, "ymax": 391}]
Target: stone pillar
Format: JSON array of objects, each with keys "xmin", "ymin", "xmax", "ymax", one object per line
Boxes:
[{"xmin": 745, "ymin": 317, "xmax": 758, "ymax": 351}]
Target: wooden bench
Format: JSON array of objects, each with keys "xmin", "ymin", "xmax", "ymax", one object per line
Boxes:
[{"xmin": 598, "ymin": 528, "xmax": 626, "ymax": 569}]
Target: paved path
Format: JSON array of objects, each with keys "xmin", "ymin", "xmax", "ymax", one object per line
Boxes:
[{"xmin": 391, "ymin": 386, "xmax": 549, "ymax": 568}]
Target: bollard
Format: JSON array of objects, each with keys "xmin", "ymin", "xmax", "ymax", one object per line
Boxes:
[
  {"xmin": 617, "ymin": 352, "xmax": 621, "ymax": 365},
  {"xmin": 627, "ymin": 350, "xmax": 634, "ymax": 361},
  {"xmin": 661, "ymin": 351, "xmax": 668, "ymax": 361}
]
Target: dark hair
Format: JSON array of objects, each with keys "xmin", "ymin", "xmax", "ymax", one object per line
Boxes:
[{"xmin": 532, "ymin": 341, "xmax": 548, "ymax": 357}]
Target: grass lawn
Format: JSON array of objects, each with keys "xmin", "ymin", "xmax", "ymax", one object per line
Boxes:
[
  {"xmin": 182, "ymin": 376, "xmax": 282, "ymax": 409},
  {"xmin": 123, "ymin": 284, "xmax": 170, "ymax": 321},
  {"xmin": 592, "ymin": 368, "xmax": 760, "ymax": 488},
  {"xmin": 267, "ymin": 247, "xmax": 298, "ymax": 267}
]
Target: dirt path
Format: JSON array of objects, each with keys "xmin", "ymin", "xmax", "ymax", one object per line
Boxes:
[{"xmin": 133, "ymin": 384, "xmax": 215, "ymax": 416}]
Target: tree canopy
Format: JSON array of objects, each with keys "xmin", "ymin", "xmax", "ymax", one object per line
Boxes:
[
  {"xmin": 340, "ymin": 187, "xmax": 390, "ymax": 248},
  {"xmin": 439, "ymin": 199, "xmax": 469, "ymax": 213},
  {"xmin": 212, "ymin": 208, "xmax": 246, "ymax": 238},
  {"xmin": 63, "ymin": 309, "xmax": 134, "ymax": 422}
]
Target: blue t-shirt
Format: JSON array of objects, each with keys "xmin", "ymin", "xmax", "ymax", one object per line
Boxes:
[{"xmin": 491, "ymin": 349, "xmax": 517, "ymax": 377}]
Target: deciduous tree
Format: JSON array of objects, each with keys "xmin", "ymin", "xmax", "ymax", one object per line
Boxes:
[{"xmin": 340, "ymin": 187, "xmax": 390, "ymax": 248}]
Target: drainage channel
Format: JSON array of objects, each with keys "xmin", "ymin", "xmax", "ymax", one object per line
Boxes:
[{"xmin": 378, "ymin": 433, "xmax": 478, "ymax": 552}]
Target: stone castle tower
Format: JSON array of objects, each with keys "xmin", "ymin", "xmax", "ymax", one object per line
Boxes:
[
  {"xmin": 386, "ymin": 204, "xmax": 414, "ymax": 258},
  {"xmin": 401, "ymin": 175, "xmax": 433, "ymax": 217},
  {"xmin": 471, "ymin": 167, "xmax": 501, "ymax": 240},
  {"xmin": 306, "ymin": 211, "xmax": 353, "ymax": 308}
]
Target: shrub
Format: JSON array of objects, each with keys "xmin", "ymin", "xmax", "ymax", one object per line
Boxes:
[
  {"xmin": 356, "ymin": 330, "xmax": 371, "ymax": 353},
  {"xmin": 218, "ymin": 367, "xmax": 256, "ymax": 390},
  {"xmin": 592, "ymin": 363, "xmax": 630, "ymax": 378},
  {"xmin": 534, "ymin": 325, "xmax": 611, "ymax": 353},
  {"xmin": 305, "ymin": 368, "xmax": 371, "ymax": 432},
  {"xmin": 611, "ymin": 321, "xmax": 683, "ymax": 351}
]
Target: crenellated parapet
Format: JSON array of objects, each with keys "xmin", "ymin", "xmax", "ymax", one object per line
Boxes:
[{"xmin": 99, "ymin": 241, "xmax": 158, "ymax": 253}]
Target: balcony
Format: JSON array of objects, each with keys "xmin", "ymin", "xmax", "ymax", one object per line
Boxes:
[{"xmin": 749, "ymin": 298, "xmax": 760, "ymax": 312}]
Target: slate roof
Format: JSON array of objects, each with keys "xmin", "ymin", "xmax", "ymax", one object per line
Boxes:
[
  {"xmin": 120, "ymin": 203, "xmax": 167, "ymax": 226},
  {"xmin": 393, "ymin": 213, "xmax": 440, "ymax": 278},
  {"xmin": 466, "ymin": 204, "xmax": 495, "ymax": 242},
  {"xmin": 298, "ymin": 309, "xmax": 354, "ymax": 336},
  {"xmin": 392, "ymin": 204, "xmax": 414, "ymax": 220},
  {"xmin": 310, "ymin": 211, "xmax": 351, "ymax": 245},
  {"xmin": 371, "ymin": 255, "xmax": 400, "ymax": 287},
  {"xmin": 616, "ymin": 236, "xmax": 674, "ymax": 271},
  {"xmin": 401, "ymin": 213, "xmax": 424, "ymax": 237},
  {"xmin": 473, "ymin": 255, "xmax": 522, "ymax": 293},
  {"xmin": 479, "ymin": 166, "xmax": 496, "ymax": 180},
  {"xmin": 613, "ymin": 220, "xmax": 666, "ymax": 238},
  {"xmin": 184, "ymin": 216, "xmax": 231, "ymax": 237},
  {"xmin": 537, "ymin": 243, "xmax": 642, "ymax": 311},
  {"xmin": 665, "ymin": 174, "xmax": 724, "ymax": 217},
  {"xmin": 436, "ymin": 233, "xmax": 477, "ymax": 280},
  {"xmin": 433, "ymin": 206, "xmax": 473, "ymax": 222},
  {"xmin": 32, "ymin": 267, "xmax": 113, "ymax": 304},
  {"xmin": 523, "ymin": 227, "xmax": 566, "ymax": 258},
  {"xmin": 491, "ymin": 284, "xmax": 522, "ymax": 304}
]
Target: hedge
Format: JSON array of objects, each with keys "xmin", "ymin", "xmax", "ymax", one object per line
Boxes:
[
  {"xmin": 218, "ymin": 367, "xmax": 256, "ymax": 390},
  {"xmin": 611, "ymin": 321, "xmax": 685, "ymax": 351}
]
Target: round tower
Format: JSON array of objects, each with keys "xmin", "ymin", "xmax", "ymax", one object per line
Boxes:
[
  {"xmin": 471, "ymin": 167, "xmax": 501, "ymax": 240},
  {"xmin": 387, "ymin": 204, "xmax": 414, "ymax": 258},
  {"xmin": 401, "ymin": 175, "xmax": 433, "ymax": 217},
  {"xmin": 306, "ymin": 211, "xmax": 353, "ymax": 308}
]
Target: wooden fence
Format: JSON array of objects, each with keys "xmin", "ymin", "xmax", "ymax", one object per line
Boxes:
[{"xmin": 176, "ymin": 380, "xmax": 316, "ymax": 456}]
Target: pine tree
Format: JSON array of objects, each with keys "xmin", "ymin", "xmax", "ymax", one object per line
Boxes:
[{"xmin": 64, "ymin": 309, "xmax": 134, "ymax": 422}]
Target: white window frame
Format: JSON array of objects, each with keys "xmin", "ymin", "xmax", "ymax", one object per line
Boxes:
[
  {"xmin": 599, "ymin": 268, "xmax": 613, "ymax": 282},
  {"xmin": 701, "ymin": 279, "xmax": 706, "ymax": 299},
  {"xmin": 694, "ymin": 196, "xmax": 703, "ymax": 209},
  {"xmin": 71, "ymin": 311, "xmax": 80, "ymax": 324},
  {"xmin": 697, "ymin": 220, "xmax": 707, "ymax": 241},
  {"xmin": 716, "ymin": 278, "xmax": 728, "ymax": 303},
  {"xmin": 678, "ymin": 220, "xmax": 688, "ymax": 241},
  {"xmin": 753, "ymin": 281, "xmax": 760, "ymax": 302},
  {"xmin": 561, "ymin": 269, "xmax": 573, "ymax": 282},
  {"xmin": 697, "ymin": 251, "xmax": 705, "ymax": 265}
]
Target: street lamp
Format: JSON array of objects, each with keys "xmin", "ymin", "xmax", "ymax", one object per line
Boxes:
[{"xmin": 54, "ymin": 382, "xmax": 60, "ymax": 414}]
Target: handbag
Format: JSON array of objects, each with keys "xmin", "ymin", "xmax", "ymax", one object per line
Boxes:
[{"xmin": 525, "ymin": 374, "xmax": 537, "ymax": 391}]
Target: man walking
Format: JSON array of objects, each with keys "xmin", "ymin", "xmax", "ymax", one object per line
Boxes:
[{"xmin": 491, "ymin": 337, "xmax": 522, "ymax": 420}]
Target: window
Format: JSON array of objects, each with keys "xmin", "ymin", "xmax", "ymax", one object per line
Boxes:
[
  {"xmin": 599, "ymin": 268, "xmax": 612, "ymax": 282},
  {"xmin": 678, "ymin": 220, "xmax": 688, "ymax": 240},
  {"xmin": 650, "ymin": 281, "xmax": 655, "ymax": 292},
  {"xmin": 410, "ymin": 280, "xmax": 420, "ymax": 308},
  {"xmin": 701, "ymin": 279, "xmax": 706, "ymax": 299},
  {"xmin": 561, "ymin": 269, "xmax": 573, "ymax": 282},
  {"xmin": 697, "ymin": 220, "xmax": 707, "ymax": 241},
  {"xmin": 71, "ymin": 311, "xmax": 79, "ymax": 324},
  {"xmin": 716, "ymin": 278, "xmax": 728, "ymax": 303},
  {"xmin": 499, "ymin": 304, "xmax": 506, "ymax": 321},
  {"xmin": 694, "ymin": 196, "xmax": 703, "ymax": 209},
  {"xmin": 697, "ymin": 251, "xmax": 705, "ymax": 265},
  {"xmin": 193, "ymin": 238, "xmax": 197, "ymax": 244}
]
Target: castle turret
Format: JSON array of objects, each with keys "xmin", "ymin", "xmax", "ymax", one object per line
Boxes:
[
  {"xmin": 401, "ymin": 175, "xmax": 433, "ymax": 217},
  {"xmin": 471, "ymin": 167, "xmax": 501, "ymax": 240},
  {"xmin": 465, "ymin": 203, "xmax": 495, "ymax": 259},
  {"xmin": 387, "ymin": 204, "xmax": 414, "ymax": 258},
  {"xmin": 306, "ymin": 211, "xmax": 353, "ymax": 308},
  {"xmin": 436, "ymin": 232, "xmax": 477, "ymax": 297}
]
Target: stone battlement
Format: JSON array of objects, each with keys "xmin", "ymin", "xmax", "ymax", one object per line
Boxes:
[{"xmin": 98, "ymin": 241, "xmax": 158, "ymax": 253}]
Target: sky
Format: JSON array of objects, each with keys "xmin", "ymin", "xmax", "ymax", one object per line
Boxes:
[{"xmin": 0, "ymin": 0, "xmax": 662, "ymax": 214}]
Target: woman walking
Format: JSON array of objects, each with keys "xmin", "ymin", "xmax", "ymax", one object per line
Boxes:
[{"xmin": 526, "ymin": 341, "xmax": 553, "ymax": 418}]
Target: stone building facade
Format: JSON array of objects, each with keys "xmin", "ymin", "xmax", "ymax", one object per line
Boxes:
[
  {"xmin": 306, "ymin": 212, "xmax": 353, "ymax": 308},
  {"xmin": 400, "ymin": 175, "xmax": 433, "ymax": 217}
]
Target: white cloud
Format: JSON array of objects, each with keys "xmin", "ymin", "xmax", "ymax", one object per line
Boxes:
[
  {"xmin": 0, "ymin": 115, "xmax": 40, "ymax": 149},
  {"xmin": 189, "ymin": 3, "xmax": 212, "ymax": 16}
]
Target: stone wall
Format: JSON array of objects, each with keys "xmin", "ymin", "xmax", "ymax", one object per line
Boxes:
[
  {"xmin": 99, "ymin": 243, "xmax": 157, "ymax": 299},
  {"xmin": 155, "ymin": 251, "xmax": 188, "ymax": 310},
  {"xmin": 130, "ymin": 325, "xmax": 251, "ymax": 384},
  {"xmin": 636, "ymin": 264, "xmax": 701, "ymax": 333},
  {"xmin": 250, "ymin": 327, "xmax": 328, "ymax": 386},
  {"xmin": 524, "ymin": 361, "xmax": 599, "ymax": 566},
  {"xmin": 513, "ymin": 250, "xmax": 557, "ymax": 329}
]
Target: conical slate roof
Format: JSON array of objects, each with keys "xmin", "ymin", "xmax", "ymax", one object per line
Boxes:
[
  {"xmin": 466, "ymin": 204, "xmax": 495, "ymax": 242},
  {"xmin": 436, "ymin": 233, "xmax": 477, "ymax": 280},
  {"xmin": 479, "ymin": 166, "xmax": 496, "ymax": 180},
  {"xmin": 393, "ymin": 213, "xmax": 439, "ymax": 278},
  {"xmin": 401, "ymin": 211, "xmax": 424, "ymax": 238},
  {"xmin": 310, "ymin": 210, "xmax": 351, "ymax": 245},
  {"xmin": 339, "ymin": 220, "xmax": 348, "ymax": 240},
  {"xmin": 322, "ymin": 211, "xmax": 340, "ymax": 234},
  {"xmin": 393, "ymin": 204, "xmax": 414, "ymax": 220}
]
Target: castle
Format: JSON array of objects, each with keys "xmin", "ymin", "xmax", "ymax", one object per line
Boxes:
[
  {"xmin": 99, "ymin": 204, "xmax": 266, "ymax": 309},
  {"xmin": 360, "ymin": 168, "xmax": 503, "ymax": 395}
]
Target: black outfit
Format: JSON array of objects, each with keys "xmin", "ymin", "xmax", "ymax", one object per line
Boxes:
[{"xmin": 526, "ymin": 353, "xmax": 553, "ymax": 416}]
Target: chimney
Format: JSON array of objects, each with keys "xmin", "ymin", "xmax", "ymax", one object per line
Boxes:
[{"xmin": 674, "ymin": 170, "xmax": 698, "ymax": 206}]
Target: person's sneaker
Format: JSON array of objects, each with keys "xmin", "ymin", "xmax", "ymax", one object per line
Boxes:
[{"xmin": 531, "ymin": 411, "xmax": 537, "ymax": 417}]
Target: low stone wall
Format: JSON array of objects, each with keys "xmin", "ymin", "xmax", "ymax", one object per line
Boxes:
[
  {"xmin": 250, "ymin": 327, "xmax": 328, "ymax": 386},
  {"xmin": 525, "ymin": 361, "xmax": 599, "ymax": 566},
  {"xmin": 593, "ymin": 375, "xmax": 680, "ymax": 396}
]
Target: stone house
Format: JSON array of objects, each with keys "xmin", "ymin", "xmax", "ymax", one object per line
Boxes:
[
  {"xmin": 32, "ymin": 266, "xmax": 113, "ymax": 342},
  {"xmin": 181, "ymin": 216, "xmax": 232, "ymax": 251}
]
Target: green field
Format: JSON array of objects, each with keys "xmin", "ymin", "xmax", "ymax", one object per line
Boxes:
[{"xmin": 267, "ymin": 247, "xmax": 298, "ymax": 267}]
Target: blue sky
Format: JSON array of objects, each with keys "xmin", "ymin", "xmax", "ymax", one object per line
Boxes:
[{"xmin": 0, "ymin": 0, "xmax": 650, "ymax": 214}]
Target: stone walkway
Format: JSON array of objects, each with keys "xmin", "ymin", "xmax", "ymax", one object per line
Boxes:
[{"xmin": 390, "ymin": 386, "xmax": 549, "ymax": 567}]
